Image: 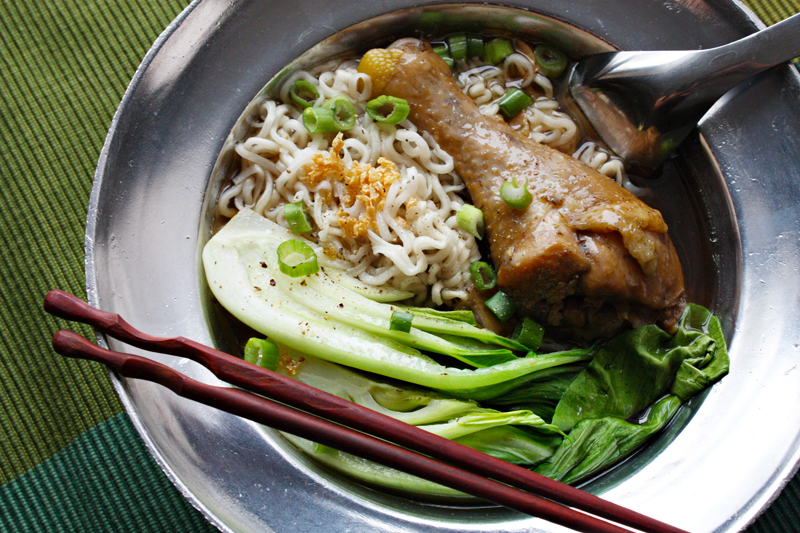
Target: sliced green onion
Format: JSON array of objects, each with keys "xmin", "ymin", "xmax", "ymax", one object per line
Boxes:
[
  {"xmin": 467, "ymin": 34, "xmax": 484, "ymax": 58},
  {"xmin": 500, "ymin": 177, "xmax": 533, "ymax": 209},
  {"xmin": 456, "ymin": 204, "xmax": 485, "ymax": 239},
  {"xmin": 483, "ymin": 38, "xmax": 514, "ymax": 65},
  {"xmin": 469, "ymin": 261, "xmax": 497, "ymax": 290},
  {"xmin": 288, "ymin": 80, "xmax": 319, "ymax": 109},
  {"xmin": 276, "ymin": 239, "xmax": 319, "ymax": 277},
  {"xmin": 446, "ymin": 33, "xmax": 468, "ymax": 61},
  {"xmin": 497, "ymin": 87, "xmax": 533, "ymax": 118},
  {"xmin": 244, "ymin": 337, "xmax": 281, "ymax": 371},
  {"xmin": 432, "ymin": 43, "xmax": 454, "ymax": 69},
  {"xmin": 389, "ymin": 310, "xmax": 414, "ymax": 332},
  {"xmin": 485, "ymin": 291, "xmax": 516, "ymax": 323},
  {"xmin": 534, "ymin": 45, "xmax": 568, "ymax": 78},
  {"xmin": 366, "ymin": 95, "xmax": 410, "ymax": 124},
  {"xmin": 302, "ymin": 107, "xmax": 337, "ymax": 133},
  {"xmin": 511, "ymin": 317, "xmax": 544, "ymax": 351},
  {"xmin": 324, "ymin": 95, "xmax": 356, "ymax": 131},
  {"xmin": 283, "ymin": 201, "xmax": 313, "ymax": 234}
]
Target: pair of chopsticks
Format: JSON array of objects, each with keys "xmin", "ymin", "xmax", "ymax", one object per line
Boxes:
[{"xmin": 45, "ymin": 289, "xmax": 689, "ymax": 533}]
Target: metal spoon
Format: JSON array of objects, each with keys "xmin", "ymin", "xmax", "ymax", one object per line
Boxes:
[{"xmin": 567, "ymin": 12, "xmax": 800, "ymax": 175}]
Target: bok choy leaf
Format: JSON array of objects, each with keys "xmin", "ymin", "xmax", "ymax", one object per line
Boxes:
[
  {"xmin": 536, "ymin": 396, "xmax": 682, "ymax": 484},
  {"xmin": 202, "ymin": 209, "xmax": 592, "ymax": 395},
  {"xmin": 204, "ymin": 209, "xmax": 730, "ymax": 493},
  {"xmin": 551, "ymin": 304, "xmax": 729, "ymax": 432},
  {"xmin": 276, "ymin": 350, "xmax": 563, "ymax": 494}
]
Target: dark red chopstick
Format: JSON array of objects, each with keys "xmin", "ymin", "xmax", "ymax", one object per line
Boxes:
[
  {"xmin": 53, "ymin": 329, "xmax": 635, "ymax": 533},
  {"xmin": 45, "ymin": 289, "xmax": 689, "ymax": 533}
]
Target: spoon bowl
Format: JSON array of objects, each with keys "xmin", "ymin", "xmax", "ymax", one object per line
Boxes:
[{"xmin": 568, "ymin": 12, "xmax": 800, "ymax": 174}]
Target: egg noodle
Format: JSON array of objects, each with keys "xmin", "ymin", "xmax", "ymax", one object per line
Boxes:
[{"xmin": 218, "ymin": 45, "xmax": 624, "ymax": 307}]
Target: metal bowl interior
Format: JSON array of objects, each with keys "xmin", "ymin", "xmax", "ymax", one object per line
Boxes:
[{"xmin": 86, "ymin": 1, "xmax": 800, "ymax": 532}]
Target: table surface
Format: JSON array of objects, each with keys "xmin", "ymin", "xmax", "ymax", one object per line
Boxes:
[{"xmin": 1, "ymin": 1, "xmax": 798, "ymax": 532}]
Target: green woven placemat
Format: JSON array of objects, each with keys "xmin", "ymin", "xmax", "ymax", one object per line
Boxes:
[{"xmin": 0, "ymin": 0, "xmax": 797, "ymax": 532}]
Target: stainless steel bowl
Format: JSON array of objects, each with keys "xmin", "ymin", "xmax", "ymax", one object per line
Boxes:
[{"xmin": 86, "ymin": 1, "xmax": 800, "ymax": 532}]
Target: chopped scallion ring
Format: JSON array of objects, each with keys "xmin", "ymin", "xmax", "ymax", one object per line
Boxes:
[
  {"xmin": 284, "ymin": 201, "xmax": 313, "ymax": 234},
  {"xmin": 244, "ymin": 337, "xmax": 281, "ymax": 371},
  {"xmin": 511, "ymin": 317, "xmax": 544, "ymax": 351},
  {"xmin": 324, "ymin": 95, "xmax": 357, "ymax": 131},
  {"xmin": 497, "ymin": 88, "xmax": 533, "ymax": 118},
  {"xmin": 366, "ymin": 95, "xmax": 410, "ymax": 124},
  {"xmin": 276, "ymin": 239, "xmax": 319, "ymax": 277},
  {"xmin": 485, "ymin": 291, "xmax": 516, "ymax": 323},
  {"xmin": 288, "ymin": 80, "xmax": 319, "ymax": 109},
  {"xmin": 456, "ymin": 204, "xmax": 485, "ymax": 239},
  {"xmin": 389, "ymin": 310, "xmax": 414, "ymax": 332},
  {"xmin": 469, "ymin": 261, "xmax": 497, "ymax": 290},
  {"xmin": 432, "ymin": 43, "xmax": 454, "ymax": 69},
  {"xmin": 483, "ymin": 38, "xmax": 513, "ymax": 65},
  {"xmin": 302, "ymin": 106, "xmax": 337, "ymax": 133},
  {"xmin": 500, "ymin": 177, "xmax": 533, "ymax": 209},
  {"xmin": 467, "ymin": 34, "xmax": 484, "ymax": 58},
  {"xmin": 432, "ymin": 43, "xmax": 449, "ymax": 58},
  {"xmin": 446, "ymin": 33, "xmax": 467, "ymax": 61},
  {"xmin": 534, "ymin": 45, "xmax": 568, "ymax": 78}
]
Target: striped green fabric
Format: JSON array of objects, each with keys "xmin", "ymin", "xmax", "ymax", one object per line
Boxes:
[
  {"xmin": 0, "ymin": 414, "xmax": 214, "ymax": 533},
  {"xmin": 0, "ymin": 0, "xmax": 797, "ymax": 531}
]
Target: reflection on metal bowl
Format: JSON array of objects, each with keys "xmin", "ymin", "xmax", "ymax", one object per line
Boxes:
[{"xmin": 86, "ymin": 1, "xmax": 800, "ymax": 532}]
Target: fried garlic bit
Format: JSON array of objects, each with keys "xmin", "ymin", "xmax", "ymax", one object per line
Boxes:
[
  {"xmin": 357, "ymin": 48, "xmax": 403, "ymax": 95},
  {"xmin": 302, "ymin": 133, "xmax": 401, "ymax": 239}
]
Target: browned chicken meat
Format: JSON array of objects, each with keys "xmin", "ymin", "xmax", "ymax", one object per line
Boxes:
[{"xmin": 358, "ymin": 40, "xmax": 686, "ymax": 340}]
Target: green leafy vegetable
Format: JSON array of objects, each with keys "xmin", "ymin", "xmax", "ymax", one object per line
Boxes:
[
  {"xmin": 669, "ymin": 303, "xmax": 730, "ymax": 400},
  {"xmin": 202, "ymin": 210, "xmax": 592, "ymax": 394},
  {"xmin": 454, "ymin": 425, "xmax": 562, "ymax": 466},
  {"xmin": 398, "ymin": 306, "xmax": 478, "ymax": 326},
  {"xmin": 276, "ymin": 351, "xmax": 563, "ymax": 493},
  {"xmin": 424, "ymin": 409, "xmax": 563, "ymax": 441},
  {"xmin": 204, "ymin": 210, "xmax": 730, "ymax": 493},
  {"xmin": 536, "ymin": 396, "xmax": 682, "ymax": 484},
  {"xmin": 487, "ymin": 364, "xmax": 587, "ymax": 422},
  {"xmin": 551, "ymin": 304, "xmax": 729, "ymax": 432}
]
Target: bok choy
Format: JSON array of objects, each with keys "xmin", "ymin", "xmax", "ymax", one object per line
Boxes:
[
  {"xmin": 202, "ymin": 209, "xmax": 729, "ymax": 492},
  {"xmin": 202, "ymin": 209, "xmax": 593, "ymax": 395},
  {"xmin": 275, "ymin": 349, "xmax": 564, "ymax": 496}
]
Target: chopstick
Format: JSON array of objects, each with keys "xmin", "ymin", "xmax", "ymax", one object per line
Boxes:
[
  {"xmin": 45, "ymin": 289, "xmax": 689, "ymax": 533},
  {"xmin": 54, "ymin": 329, "xmax": 630, "ymax": 533}
]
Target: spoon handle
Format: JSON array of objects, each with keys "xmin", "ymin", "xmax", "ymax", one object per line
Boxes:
[{"xmin": 698, "ymin": 12, "xmax": 800, "ymax": 90}]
